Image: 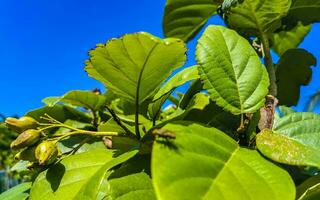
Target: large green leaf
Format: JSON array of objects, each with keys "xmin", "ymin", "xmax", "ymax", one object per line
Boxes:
[
  {"xmin": 30, "ymin": 148, "xmax": 138, "ymax": 200},
  {"xmin": 222, "ymin": 0, "xmax": 291, "ymax": 36},
  {"xmin": 288, "ymin": 0, "xmax": 320, "ymax": 24},
  {"xmin": 74, "ymin": 150, "xmax": 139, "ymax": 200},
  {"xmin": 196, "ymin": 25, "xmax": 269, "ymax": 114},
  {"xmin": 257, "ymin": 112, "xmax": 320, "ymax": 168},
  {"xmin": 42, "ymin": 90, "xmax": 107, "ymax": 111},
  {"xmin": 276, "ymin": 48, "xmax": 316, "ymax": 106},
  {"xmin": 85, "ymin": 32, "xmax": 186, "ymax": 104},
  {"xmin": 152, "ymin": 122, "xmax": 295, "ymax": 200},
  {"xmin": 0, "ymin": 182, "xmax": 31, "ymax": 200},
  {"xmin": 297, "ymin": 175, "xmax": 320, "ymax": 200},
  {"xmin": 271, "ymin": 23, "xmax": 312, "ymax": 56},
  {"xmin": 163, "ymin": 0, "xmax": 221, "ymax": 42}
]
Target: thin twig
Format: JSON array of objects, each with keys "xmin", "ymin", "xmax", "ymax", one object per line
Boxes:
[{"xmin": 105, "ymin": 106, "xmax": 135, "ymax": 136}]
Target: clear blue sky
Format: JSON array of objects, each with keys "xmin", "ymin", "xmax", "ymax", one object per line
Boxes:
[{"xmin": 0, "ymin": 0, "xmax": 319, "ymax": 116}]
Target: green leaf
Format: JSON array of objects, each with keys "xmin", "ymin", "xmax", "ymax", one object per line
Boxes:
[
  {"xmin": 278, "ymin": 106, "xmax": 295, "ymax": 117},
  {"xmin": 163, "ymin": 0, "xmax": 222, "ymax": 42},
  {"xmin": 169, "ymin": 93, "xmax": 240, "ymax": 134},
  {"xmin": 288, "ymin": 0, "xmax": 320, "ymax": 24},
  {"xmin": 276, "ymin": 48, "xmax": 317, "ymax": 106},
  {"xmin": 153, "ymin": 66, "xmax": 199, "ymax": 101},
  {"xmin": 10, "ymin": 160, "xmax": 30, "ymax": 173},
  {"xmin": 152, "ymin": 122, "xmax": 295, "ymax": 200},
  {"xmin": 100, "ymin": 154, "xmax": 156, "ymax": 200},
  {"xmin": 74, "ymin": 150, "xmax": 139, "ymax": 200},
  {"xmin": 26, "ymin": 104, "xmax": 92, "ymax": 123},
  {"xmin": 148, "ymin": 92, "xmax": 172, "ymax": 122},
  {"xmin": 179, "ymin": 79, "xmax": 203, "ymax": 109},
  {"xmin": 98, "ymin": 118, "xmax": 129, "ymax": 134},
  {"xmin": 149, "ymin": 66, "xmax": 199, "ymax": 120},
  {"xmin": 104, "ymin": 172, "xmax": 156, "ymax": 200},
  {"xmin": 222, "ymin": 0, "xmax": 291, "ymax": 36},
  {"xmin": 85, "ymin": 32, "xmax": 186, "ymax": 104},
  {"xmin": 196, "ymin": 25, "xmax": 269, "ymax": 114},
  {"xmin": 257, "ymin": 112, "xmax": 320, "ymax": 168},
  {"xmin": 42, "ymin": 90, "xmax": 107, "ymax": 111},
  {"xmin": 30, "ymin": 148, "xmax": 138, "ymax": 200},
  {"xmin": 271, "ymin": 22, "xmax": 312, "ymax": 56},
  {"xmin": 297, "ymin": 175, "xmax": 320, "ymax": 200},
  {"xmin": 257, "ymin": 129, "xmax": 320, "ymax": 168},
  {"xmin": 0, "ymin": 182, "xmax": 31, "ymax": 200}
]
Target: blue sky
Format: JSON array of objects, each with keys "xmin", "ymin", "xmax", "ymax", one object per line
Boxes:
[{"xmin": 0, "ymin": 0, "xmax": 319, "ymax": 116}]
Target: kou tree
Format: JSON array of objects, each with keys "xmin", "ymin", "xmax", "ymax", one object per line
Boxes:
[{"xmin": 1, "ymin": 0, "xmax": 320, "ymax": 199}]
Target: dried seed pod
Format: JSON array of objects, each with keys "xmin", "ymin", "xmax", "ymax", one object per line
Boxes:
[
  {"xmin": 11, "ymin": 129, "xmax": 41, "ymax": 150},
  {"xmin": 5, "ymin": 116, "xmax": 39, "ymax": 133},
  {"xmin": 35, "ymin": 141, "xmax": 58, "ymax": 165}
]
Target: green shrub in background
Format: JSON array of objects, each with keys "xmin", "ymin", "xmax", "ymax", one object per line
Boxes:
[
  {"xmin": 1, "ymin": 0, "xmax": 320, "ymax": 199},
  {"xmin": 0, "ymin": 115, "xmax": 19, "ymax": 192}
]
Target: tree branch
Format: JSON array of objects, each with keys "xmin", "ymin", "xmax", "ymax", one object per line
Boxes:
[
  {"xmin": 260, "ymin": 32, "xmax": 277, "ymax": 97},
  {"xmin": 258, "ymin": 32, "xmax": 278, "ymax": 130}
]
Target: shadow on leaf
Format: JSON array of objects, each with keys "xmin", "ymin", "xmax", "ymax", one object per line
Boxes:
[{"xmin": 46, "ymin": 162, "xmax": 65, "ymax": 192}]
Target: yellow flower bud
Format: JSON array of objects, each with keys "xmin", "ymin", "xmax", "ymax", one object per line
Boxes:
[
  {"xmin": 5, "ymin": 116, "xmax": 39, "ymax": 133},
  {"xmin": 11, "ymin": 129, "xmax": 41, "ymax": 150},
  {"xmin": 35, "ymin": 141, "xmax": 58, "ymax": 165},
  {"xmin": 14, "ymin": 146, "xmax": 37, "ymax": 162}
]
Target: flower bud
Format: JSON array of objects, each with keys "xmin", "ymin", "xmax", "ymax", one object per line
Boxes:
[
  {"xmin": 35, "ymin": 141, "xmax": 58, "ymax": 165},
  {"xmin": 5, "ymin": 116, "xmax": 38, "ymax": 133},
  {"xmin": 11, "ymin": 129, "xmax": 41, "ymax": 150},
  {"xmin": 14, "ymin": 146, "xmax": 37, "ymax": 162}
]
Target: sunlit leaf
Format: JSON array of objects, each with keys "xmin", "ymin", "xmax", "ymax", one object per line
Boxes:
[
  {"xmin": 153, "ymin": 66, "xmax": 199, "ymax": 101},
  {"xmin": 163, "ymin": 0, "xmax": 222, "ymax": 42},
  {"xmin": 278, "ymin": 106, "xmax": 295, "ymax": 117},
  {"xmin": 43, "ymin": 90, "xmax": 107, "ymax": 111},
  {"xmin": 0, "ymin": 182, "xmax": 31, "ymax": 200},
  {"xmin": 149, "ymin": 66, "xmax": 199, "ymax": 120},
  {"xmin": 26, "ymin": 104, "xmax": 91, "ymax": 123},
  {"xmin": 30, "ymin": 149, "xmax": 138, "ymax": 200},
  {"xmin": 74, "ymin": 150, "xmax": 139, "ymax": 200},
  {"xmin": 222, "ymin": 0, "xmax": 291, "ymax": 36},
  {"xmin": 257, "ymin": 112, "xmax": 320, "ymax": 168},
  {"xmin": 196, "ymin": 25, "xmax": 269, "ymax": 114},
  {"xmin": 152, "ymin": 122, "xmax": 295, "ymax": 200},
  {"xmin": 271, "ymin": 23, "xmax": 311, "ymax": 56},
  {"xmin": 85, "ymin": 32, "xmax": 186, "ymax": 105}
]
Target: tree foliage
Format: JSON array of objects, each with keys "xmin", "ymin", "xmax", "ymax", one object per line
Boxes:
[{"xmin": 1, "ymin": 0, "xmax": 320, "ymax": 199}]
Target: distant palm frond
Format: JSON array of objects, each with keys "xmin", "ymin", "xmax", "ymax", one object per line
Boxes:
[
  {"xmin": 305, "ymin": 91, "xmax": 320, "ymax": 112},
  {"xmin": 0, "ymin": 114, "xmax": 6, "ymax": 122}
]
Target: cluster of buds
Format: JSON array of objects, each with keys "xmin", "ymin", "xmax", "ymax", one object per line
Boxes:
[{"xmin": 5, "ymin": 116, "xmax": 58, "ymax": 166}]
